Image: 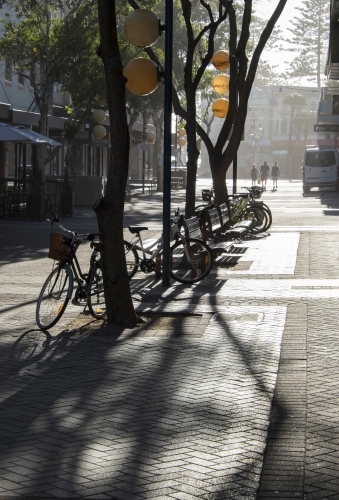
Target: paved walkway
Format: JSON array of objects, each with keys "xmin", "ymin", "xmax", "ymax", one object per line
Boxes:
[{"xmin": 0, "ymin": 179, "xmax": 339, "ymax": 499}]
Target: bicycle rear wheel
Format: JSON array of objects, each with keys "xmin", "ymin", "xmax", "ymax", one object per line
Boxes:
[
  {"xmin": 170, "ymin": 237, "xmax": 214, "ymax": 284},
  {"xmin": 36, "ymin": 263, "xmax": 73, "ymax": 330},
  {"xmin": 249, "ymin": 207, "xmax": 268, "ymax": 233},
  {"xmin": 124, "ymin": 240, "xmax": 139, "ymax": 278},
  {"xmin": 87, "ymin": 264, "xmax": 106, "ymax": 319}
]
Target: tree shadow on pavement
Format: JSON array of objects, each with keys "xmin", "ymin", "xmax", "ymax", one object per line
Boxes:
[{"xmin": 0, "ymin": 265, "xmax": 285, "ymax": 499}]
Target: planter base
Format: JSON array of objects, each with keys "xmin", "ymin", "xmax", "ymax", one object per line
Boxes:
[
  {"xmin": 60, "ymin": 192, "xmax": 75, "ymax": 217},
  {"xmin": 26, "ymin": 194, "xmax": 44, "ymax": 221}
]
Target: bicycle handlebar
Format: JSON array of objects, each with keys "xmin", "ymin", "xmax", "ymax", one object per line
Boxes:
[{"xmin": 47, "ymin": 213, "xmax": 101, "ymax": 245}]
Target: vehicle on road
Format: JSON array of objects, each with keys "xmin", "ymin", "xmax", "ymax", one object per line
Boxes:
[{"xmin": 301, "ymin": 146, "xmax": 339, "ymax": 194}]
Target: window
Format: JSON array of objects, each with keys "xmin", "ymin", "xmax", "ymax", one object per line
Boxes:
[
  {"xmin": 5, "ymin": 59, "xmax": 12, "ymax": 83},
  {"xmin": 18, "ymin": 70, "xmax": 25, "ymax": 87},
  {"xmin": 305, "ymin": 151, "xmax": 336, "ymax": 168}
]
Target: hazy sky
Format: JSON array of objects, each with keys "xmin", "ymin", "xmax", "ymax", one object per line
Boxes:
[
  {"xmin": 255, "ymin": 0, "xmax": 302, "ymax": 26},
  {"xmin": 255, "ymin": 0, "xmax": 319, "ymax": 84}
]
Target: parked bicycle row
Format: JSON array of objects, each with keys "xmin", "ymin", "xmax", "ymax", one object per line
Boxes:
[
  {"xmin": 35, "ymin": 187, "xmax": 272, "ymax": 330},
  {"xmin": 195, "ymin": 185, "xmax": 272, "ymax": 234}
]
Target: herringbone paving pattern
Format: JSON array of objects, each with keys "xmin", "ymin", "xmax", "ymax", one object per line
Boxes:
[{"xmin": 1, "ymin": 181, "xmax": 339, "ymax": 498}]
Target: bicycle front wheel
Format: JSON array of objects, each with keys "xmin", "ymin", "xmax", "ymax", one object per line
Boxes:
[
  {"xmin": 245, "ymin": 207, "xmax": 268, "ymax": 233},
  {"xmin": 36, "ymin": 263, "xmax": 73, "ymax": 330},
  {"xmin": 170, "ymin": 237, "xmax": 214, "ymax": 284},
  {"xmin": 87, "ymin": 264, "xmax": 106, "ymax": 319},
  {"xmin": 124, "ymin": 240, "xmax": 139, "ymax": 278}
]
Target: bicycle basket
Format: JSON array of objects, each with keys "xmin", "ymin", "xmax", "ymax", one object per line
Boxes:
[
  {"xmin": 48, "ymin": 233, "xmax": 79, "ymax": 260},
  {"xmin": 201, "ymin": 189, "xmax": 212, "ymax": 202}
]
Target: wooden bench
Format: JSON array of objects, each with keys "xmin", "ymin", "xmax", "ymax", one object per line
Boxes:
[
  {"xmin": 201, "ymin": 207, "xmax": 247, "ymax": 243},
  {"xmin": 128, "ymin": 179, "xmax": 157, "ymax": 195},
  {"xmin": 218, "ymin": 203, "xmax": 254, "ymax": 233},
  {"xmin": 184, "ymin": 216, "xmax": 234, "ymax": 257}
]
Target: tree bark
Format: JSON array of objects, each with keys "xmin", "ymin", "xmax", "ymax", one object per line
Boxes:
[{"xmin": 95, "ymin": 0, "xmax": 137, "ymax": 328}]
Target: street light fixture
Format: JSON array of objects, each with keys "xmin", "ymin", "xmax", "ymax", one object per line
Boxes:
[
  {"xmin": 212, "ymin": 74, "xmax": 230, "ymax": 94},
  {"xmin": 124, "ymin": 3, "xmax": 173, "ymax": 287},
  {"xmin": 87, "ymin": 109, "xmax": 107, "ymax": 175}
]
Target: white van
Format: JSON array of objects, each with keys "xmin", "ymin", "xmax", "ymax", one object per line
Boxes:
[{"xmin": 302, "ymin": 146, "xmax": 339, "ymax": 193}]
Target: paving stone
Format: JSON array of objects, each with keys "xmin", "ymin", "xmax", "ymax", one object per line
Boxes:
[{"xmin": 2, "ymin": 184, "xmax": 339, "ymax": 498}]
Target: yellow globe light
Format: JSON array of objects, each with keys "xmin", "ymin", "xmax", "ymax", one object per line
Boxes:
[
  {"xmin": 212, "ymin": 74, "xmax": 230, "ymax": 94},
  {"xmin": 211, "ymin": 50, "xmax": 230, "ymax": 71},
  {"xmin": 212, "ymin": 98, "xmax": 229, "ymax": 118},
  {"xmin": 123, "ymin": 58, "xmax": 159, "ymax": 96},
  {"xmin": 92, "ymin": 109, "xmax": 106, "ymax": 123},
  {"xmin": 178, "ymin": 137, "xmax": 186, "ymax": 147},
  {"xmin": 124, "ymin": 9, "xmax": 160, "ymax": 47},
  {"xmin": 92, "ymin": 124, "xmax": 106, "ymax": 139},
  {"xmin": 177, "ymin": 128, "xmax": 186, "ymax": 137},
  {"xmin": 146, "ymin": 131, "xmax": 156, "ymax": 143}
]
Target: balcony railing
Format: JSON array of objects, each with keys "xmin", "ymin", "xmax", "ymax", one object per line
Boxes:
[{"xmin": 320, "ymin": 87, "xmax": 339, "ymax": 102}]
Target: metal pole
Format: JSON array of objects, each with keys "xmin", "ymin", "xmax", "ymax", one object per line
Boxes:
[
  {"xmin": 232, "ymin": 153, "xmax": 237, "ymax": 195},
  {"xmin": 162, "ymin": 0, "xmax": 173, "ymax": 287},
  {"xmin": 175, "ymin": 116, "xmax": 177, "ymax": 170},
  {"xmin": 87, "ymin": 107, "xmax": 92, "ymax": 176},
  {"xmin": 142, "ymin": 113, "xmax": 146, "ymax": 193}
]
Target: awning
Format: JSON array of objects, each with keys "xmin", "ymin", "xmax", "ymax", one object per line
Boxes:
[
  {"xmin": 0, "ymin": 122, "xmax": 34, "ymax": 143},
  {"xmin": 0, "ymin": 122, "xmax": 62, "ymax": 146},
  {"xmin": 13, "ymin": 126, "xmax": 62, "ymax": 147}
]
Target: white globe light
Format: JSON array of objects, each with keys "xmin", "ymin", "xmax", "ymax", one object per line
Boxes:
[
  {"xmin": 146, "ymin": 131, "xmax": 156, "ymax": 143},
  {"xmin": 93, "ymin": 109, "xmax": 106, "ymax": 123},
  {"xmin": 212, "ymin": 98, "xmax": 229, "ymax": 118},
  {"xmin": 123, "ymin": 58, "xmax": 159, "ymax": 96},
  {"xmin": 211, "ymin": 50, "xmax": 230, "ymax": 71},
  {"xmin": 92, "ymin": 124, "xmax": 106, "ymax": 139},
  {"xmin": 124, "ymin": 10, "xmax": 160, "ymax": 48},
  {"xmin": 212, "ymin": 74, "xmax": 230, "ymax": 94}
]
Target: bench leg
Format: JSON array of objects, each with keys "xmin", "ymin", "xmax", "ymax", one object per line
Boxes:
[{"xmin": 155, "ymin": 254, "xmax": 162, "ymax": 279}]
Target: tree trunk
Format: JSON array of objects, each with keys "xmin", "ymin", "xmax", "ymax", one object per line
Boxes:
[
  {"xmin": 96, "ymin": 0, "xmax": 137, "ymax": 328},
  {"xmin": 210, "ymin": 156, "xmax": 229, "ymax": 210},
  {"xmin": 185, "ymin": 86, "xmax": 200, "ymax": 218}
]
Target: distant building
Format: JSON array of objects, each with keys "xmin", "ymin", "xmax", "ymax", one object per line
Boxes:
[{"xmin": 200, "ymin": 86, "xmax": 322, "ymax": 179}]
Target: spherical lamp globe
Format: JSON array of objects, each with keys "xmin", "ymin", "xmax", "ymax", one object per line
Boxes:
[
  {"xmin": 211, "ymin": 50, "xmax": 230, "ymax": 71},
  {"xmin": 124, "ymin": 9, "xmax": 160, "ymax": 47},
  {"xmin": 92, "ymin": 109, "xmax": 106, "ymax": 123},
  {"xmin": 146, "ymin": 131, "xmax": 156, "ymax": 143},
  {"xmin": 212, "ymin": 74, "xmax": 230, "ymax": 94},
  {"xmin": 178, "ymin": 137, "xmax": 186, "ymax": 147},
  {"xmin": 177, "ymin": 128, "xmax": 186, "ymax": 137},
  {"xmin": 212, "ymin": 98, "xmax": 229, "ymax": 118},
  {"xmin": 123, "ymin": 58, "xmax": 159, "ymax": 96},
  {"xmin": 92, "ymin": 124, "xmax": 106, "ymax": 139}
]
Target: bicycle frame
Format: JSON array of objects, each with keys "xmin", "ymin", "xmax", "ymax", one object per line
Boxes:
[{"xmin": 127, "ymin": 221, "xmax": 186, "ymax": 261}]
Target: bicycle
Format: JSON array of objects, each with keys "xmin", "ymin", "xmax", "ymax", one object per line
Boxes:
[
  {"xmin": 239, "ymin": 186, "xmax": 272, "ymax": 231},
  {"xmin": 36, "ymin": 213, "xmax": 104, "ymax": 330},
  {"xmin": 195, "ymin": 188, "xmax": 215, "ymax": 215},
  {"xmin": 124, "ymin": 209, "xmax": 214, "ymax": 284}
]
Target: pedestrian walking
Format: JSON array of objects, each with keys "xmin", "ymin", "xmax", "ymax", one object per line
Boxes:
[
  {"xmin": 271, "ymin": 161, "xmax": 280, "ymax": 191},
  {"xmin": 250, "ymin": 164, "xmax": 258, "ymax": 186},
  {"xmin": 260, "ymin": 161, "xmax": 270, "ymax": 190}
]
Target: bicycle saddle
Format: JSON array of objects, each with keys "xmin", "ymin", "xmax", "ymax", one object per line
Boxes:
[{"xmin": 128, "ymin": 226, "xmax": 148, "ymax": 234}]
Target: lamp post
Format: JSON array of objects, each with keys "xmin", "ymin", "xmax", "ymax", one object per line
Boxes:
[
  {"xmin": 247, "ymin": 124, "xmax": 264, "ymax": 171},
  {"xmin": 87, "ymin": 109, "xmax": 107, "ymax": 176},
  {"xmin": 124, "ymin": 6, "xmax": 173, "ymax": 286},
  {"xmin": 142, "ymin": 112, "xmax": 146, "ymax": 193}
]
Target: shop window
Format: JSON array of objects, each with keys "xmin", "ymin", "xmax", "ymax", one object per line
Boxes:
[{"xmin": 5, "ymin": 58, "xmax": 12, "ymax": 83}]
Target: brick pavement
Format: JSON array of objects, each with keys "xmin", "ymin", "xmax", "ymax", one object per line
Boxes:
[{"xmin": 0, "ymin": 180, "xmax": 339, "ymax": 498}]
